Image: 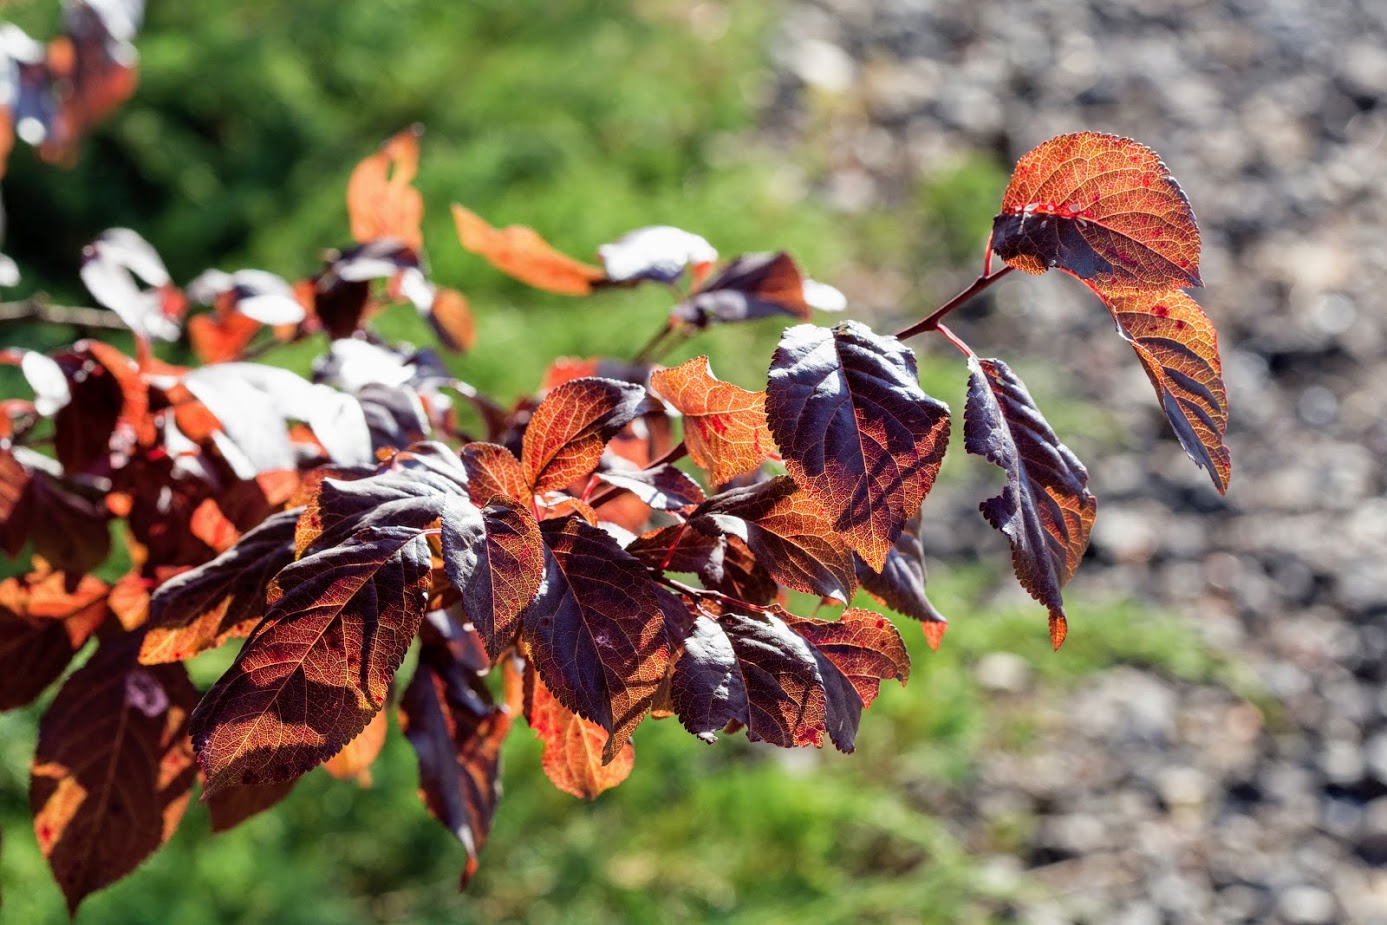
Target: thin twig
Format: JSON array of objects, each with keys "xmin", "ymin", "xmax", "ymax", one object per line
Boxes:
[
  {"xmin": 0, "ymin": 297, "xmax": 127, "ymax": 330},
  {"xmin": 892, "ymin": 266, "xmax": 1015, "ymax": 341}
]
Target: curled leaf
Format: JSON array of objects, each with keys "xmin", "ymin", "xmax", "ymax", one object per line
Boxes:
[
  {"xmin": 452, "ymin": 204, "xmax": 603, "ymax": 296},
  {"xmin": 348, "ymin": 126, "xmax": 425, "ymax": 251}
]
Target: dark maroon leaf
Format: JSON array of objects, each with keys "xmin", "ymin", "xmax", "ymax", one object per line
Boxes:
[
  {"xmin": 672, "ymin": 252, "xmax": 812, "ymax": 329},
  {"xmin": 704, "ymin": 536, "xmax": 779, "ymax": 606},
  {"xmin": 440, "ymin": 495, "xmax": 544, "ymax": 661},
  {"xmin": 522, "ymin": 518, "xmax": 671, "ymax": 759},
  {"xmin": 627, "ymin": 525, "xmax": 724, "ymax": 575},
  {"xmin": 0, "ymin": 570, "xmax": 108, "ymax": 709},
  {"xmin": 963, "ymin": 357, "xmax": 1096, "ymax": 649},
  {"xmin": 594, "ymin": 462, "xmax": 706, "ymax": 512},
  {"xmin": 854, "ymin": 512, "xmax": 947, "ymax": 627},
  {"xmin": 766, "ymin": 321, "xmax": 950, "ymax": 572},
  {"xmin": 297, "ymin": 469, "xmax": 456, "ymax": 555},
  {"xmin": 690, "ymin": 476, "xmax": 855, "ymax": 602},
  {"xmin": 206, "ymin": 779, "xmax": 298, "ymax": 834}
]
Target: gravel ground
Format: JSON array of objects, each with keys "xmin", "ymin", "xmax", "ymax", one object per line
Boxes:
[{"xmin": 765, "ymin": 0, "xmax": 1387, "ymax": 921}]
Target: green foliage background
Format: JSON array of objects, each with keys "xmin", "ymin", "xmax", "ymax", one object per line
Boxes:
[{"xmin": 0, "ymin": 2, "xmax": 1216, "ymax": 922}]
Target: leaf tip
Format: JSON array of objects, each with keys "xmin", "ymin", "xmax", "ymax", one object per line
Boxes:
[
  {"xmin": 922, "ymin": 620, "xmax": 946, "ymax": 651},
  {"xmin": 1049, "ymin": 612, "xmax": 1068, "ymax": 650}
]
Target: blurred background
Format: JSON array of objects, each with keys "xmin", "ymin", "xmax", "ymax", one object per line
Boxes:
[{"xmin": 2, "ymin": 0, "xmax": 1383, "ymax": 922}]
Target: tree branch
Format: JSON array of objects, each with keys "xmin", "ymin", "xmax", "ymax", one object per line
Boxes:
[{"xmin": 0, "ymin": 297, "xmax": 127, "ymax": 331}]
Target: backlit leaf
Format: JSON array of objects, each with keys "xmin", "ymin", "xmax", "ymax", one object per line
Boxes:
[
  {"xmin": 520, "ymin": 377, "xmax": 648, "ymax": 494},
  {"xmin": 1094, "ymin": 286, "xmax": 1231, "ymax": 493},
  {"xmin": 440, "ymin": 495, "xmax": 544, "ymax": 661},
  {"xmin": 691, "ymin": 476, "xmax": 855, "ymax": 602},
  {"xmin": 0, "ymin": 570, "xmax": 107, "ymax": 709},
  {"xmin": 779, "ymin": 608, "xmax": 909, "ymax": 709},
  {"xmin": 191, "ymin": 525, "xmax": 432, "ymax": 793},
  {"xmin": 651, "ymin": 356, "xmax": 776, "ymax": 485},
  {"xmin": 525, "ymin": 668, "xmax": 633, "ymax": 800},
  {"xmin": 672, "ymin": 252, "xmax": 813, "ymax": 329},
  {"xmin": 461, "ymin": 442, "xmax": 529, "ymax": 506},
  {"xmin": 992, "ymin": 132, "xmax": 1201, "ymax": 289},
  {"xmin": 188, "ymin": 310, "xmax": 261, "ymax": 365},
  {"xmin": 855, "ymin": 512, "xmax": 947, "ymax": 628},
  {"xmin": 451, "ymin": 204, "xmax": 604, "ymax": 296},
  {"xmin": 964, "ymin": 356, "xmax": 1096, "ymax": 649},
  {"xmin": 399, "ymin": 630, "xmax": 511, "ymax": 884},
  {"xmin": 766, "ymin": 322, "xmax": 950, "ymax": 572},
  {"xmin": 30, "ymin": 637, "xmax": 199, "ymax": 914},
  {"xmin": 141, "ymin": 507, "xmax": 302, "ymax": 665},
  {"xmin": 523, "ymin": 518, "xmax": 670, "ymax": 759},
  {"xmin": 348, "ymin": 127, "xmax": 425, "ymax": 251}
]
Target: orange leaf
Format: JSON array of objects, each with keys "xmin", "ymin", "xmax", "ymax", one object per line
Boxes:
[
  {"xmin": 526, "ymin": 669, "xmax": 633, "ymax": 800},
  {"xmin": 651, "ymin": 356, "xmax": 776, "ymax": 485},
  {"xmin": 1093, "ymin": 286, "xmax": 1231, "ymax": 493},
  {"xmin": 520, "ymin": 377, "xmax": 647, "ymax": 494},
  {"xmin": 323, "ymin": 707, "xmax": 388, "ymax": 786},
  {"xmin": 992, "ymin": 132, "xmax": 1201, "ymax": 290},
  {"xmin": 188, "ymin": 311, "xmax": 261, "ymax": 365},
  {"xmin": 461, "ymin": 442, "xmax": 531, "ymax": 506},
  {"xmin": 428, "ymin": 287, "xmax": 477, "ymax": 352},
  {"xmin": 108, "ymin": 571, "xmax": 153, "ymax": 632},
  {"xmin": 30, "ymin": 638, "xmax": 199, "ymax": 914},
  {"xmin": 348, "ymin": 127, "xmax": 424, "ymax": 251},
  {"xmin": 451, "ymin": 204, "xmax": 604, "ymax": 296}
]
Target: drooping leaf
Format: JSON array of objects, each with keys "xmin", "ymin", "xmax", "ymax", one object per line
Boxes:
[
  {"xmin": 451, "ymin": 204, "xmax": 604, "ymax": 296},
  {"xmin": 348, "ymin": 126, "xmax": 425, "ymax": 251},
  {"xmin": 650, "ymin": 356, "xmax": 776, "ymax": 485},
  {"xmin": 766, "ymin": 322, "xmax": 950, "ymax": 572},
  {"xmin": 779, "ymin": 608, "xmax": 909, "ymax": 709},
  {"xmin": 1093, "ymin": 286, "xmax": 1231, "ymax": 493},
  {"xmin": 440, "ymin": 495, "xmax": 544, "ymax": 661},
  {"xmin": 426, "ymin": 287, "xmax": 477, "ymax": 353},
  {"xmin": 205, "ymin": 779, "xmax": 298, "ymax": 834},
  {"xmin": 322, "ymin": 707, "xmax": 389, "ymax": 786},
  {"xmin": 596, "ymin": 225, "xmax": 717, "ymax": 285},
  {"xmin": 520, "ymin": 377, "xmax": 648, "ymax": 494},
  {"xmin": 190, "ymin": 526, "xmax": 432, "ymax": 793},
  {"xmin": 854, "ymin": 512, "xmax": 947, "ymax": 628},
  {"xmin": 0, "ymin": 570, "xmax": 108, "ymax": 709},
  {"xmin": 964, "ymin": 356, "xmax": 1096, "ymax": 649},
  {"xmin": 593, "ymin": 463, "xmax": 706, "ymax": 512},
  {"xmin": 691, "ymin": 476, "xmax": 855, "ymax": 602},
  {"xmin": 399, "ymin": 630, "xmax": 511, "ymax": 884},
  {"xmin": 140, "ymin": 508, "xmax": 302, "ymax": 664},
  {"xmin": 991, "ymin": 132, "xmax": 1201, "ymax": 290},
  {"xmin": 525, "ymin": 667, "xmax": 633, "ymax": 800},
  {"xmin": 672, "ymin": 252, "xmax": 813, "ymax": 329},
  {"xmin": 30, "ymin": 637, "xmax": 199, "ymax": 914},
  {"xmin": 523, "ymin": 518, "xmax": 671, "ymax": 759},
  {"xmin": 460, "ymin": 442, "xmax": 529, "ymax": 506}
]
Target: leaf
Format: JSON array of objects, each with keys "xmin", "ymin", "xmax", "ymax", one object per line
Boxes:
[
  {"xmin": 426, "ymin": 287, "xmax": 477, "ymax": 352},
  {"xmin": 671, "ymin": 252, "xmax": 814, "ymax": 329},
  {"xmin": 766, "ymin": 321, "xmax": 950, "ymax": 572},
  {"xmin": 451, "ymin": 204, "xmax": 604, "ymax": 296},
  {"xmin": 526, "ymin": 668, "xmax": 633, "ymax": 800},
  {"xmin": 186, "ymin": 268, "xmax": 305, "ymax": 325},
  {"xmin": 461, "ymin": 442, "xmax": 530, "ymax": 505},
  {"xmin": 0, "ymin": 570, "xmax": 108, "ymax": 709},
  {"xmin": 0, "ymin": 448, "xmax": 29, "ymax": 555},
  {"xmin": 1094, "ymin": 286, "xmax": 1231, "ymax": 493},
  {"xmin": 627, "ymin": 524, "xmax": 724, "ymax": 575},
  {"xmin": 188, "ymin": 310, "xmax": 261, "ymax": 365},
  {"xmin": 593, "ymin": 463, "xmax": 706, "ymax": 512},
  {"xmin": 523, "ymin": 517, "xmax": 671, "ymax": 759},
  {"xmin": 779, "ymin": 608, "xmax": 909, "ymax": 709},
  {"xmin": 51, "ymin": 341, "xmax": 150, "ymax": 473},
  {"xmin": 596, "ymin": 225, "xmax": 717, "ymax": 285},
  {"xmin": 520, "ymin": 377, "xmax": 648, "ymax": 494},
  {"xmin": 17, "ymin": 470, "xmax": 111, "ymax": 579},
  {"xmin": 205, "ymin": 779, "xmax": 297, "ymax": 834},
  {"xmin": 964, "ymin": 356, "xmax": 1096, "ymax": 649},
  {"xmin": 991, "ymin": 132, "xmax": 1201, "ymax": 290},
  {"xmin": 399, "ymin": 631, "xmax": 511, "ymax": 884},
  {"xmin": 79, "ymin": 228, "xmax": 184, "ymax": 342},
  {"xmin": 440, "ymin": 495, "xmax": 545, "ymax": 661},
  {"xmin": 690, "ymin": 476, "xmax": 855, "ymax": 602},
  {"xmin": 141, "ymin": 508, "xmax": 302, "ymax": 664},
  {"xmin": 348, "ymin": 126, "xmax": 425, "ymax": 251},
  {"xmin": 854, "ymin": 513, "xmax": 947, "ymax": 628},
  {"xmin": 650, "ymin": 356, "xmax": 776, "ymax": 485},
  {"xmin": 190, "ymin": 525, "xmax": 432, "ymax": 793},
  {"xmin": 322, "ymin": 707, "xmax": 389, "ymax": 786},
  {"xmin": 295, "ymin": 469, "xmax": 453, "ymax": 556},
  {"xmin": 30, "ymin": 637, "xmax": 199, "ymax": 914}
]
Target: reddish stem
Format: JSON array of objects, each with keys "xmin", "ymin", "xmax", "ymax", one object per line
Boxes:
[
  {"xmin": 659, "ymin": 521, "xmax": 691, "ymax": 571},
  {"xmin": 934, "ymin": 323, "xmax": 976, "ymax": 359},
  {"xmin": 893, "ymin": 265, "xmax": 1014, "ymax": 341}
]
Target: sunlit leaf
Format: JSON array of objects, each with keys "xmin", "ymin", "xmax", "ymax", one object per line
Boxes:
[
  {"xmin": 596, "ymin": 225, "xmax": 717, "ymax": 285},
  {"xmin": 650, "ymin": 356, "xmax": 776, "ymax": 485},
  {"xmin": 427, "ymin": 287, "xmax": 476, "ymax": 352},
  {"xmin": 460, "ymin": 442, "xmax": 530, "ymax": 506},
  {"xmin": 0, "ymin": 569, "xmax": 107, "ymax": 709},
  {"xmin": 767, "ymin": 321, "xmax": 950, "ymax": 572},
  {"xmin": 520, "ymin": 377, "xmax": 648, "ymax": 494},
  {"xmin": 992, "ymin": 132, "xmax": 1201, "ymax": 290},
  {"xmin": 964, "ymin": 356, "xmax": 1096, "ymax": 649},
  {"xmin": 348, "ymin": 126, "xmax": 425, "ymax": 251},
  {"xmin": 593, "ymin": 462, "xmax": 706, "ymax": 512},
  {"xmin": 190, "ymin": 525, "xmax": 432, "ymax": 793},
  {"xmin": 672, "ymin": 252, "xmax": 813, "ymax": 329},
  {"xmin": 525, "ymin": 667, "xmax": 633, "ymax": 800},
  {"xmin": 30, "ymin": 637, "xmax": 198, "ymax": 914},
  {"xmin": 452, "ymin": 204, "xmax": 604, "ymax": 296},
  {"xmin": 440, "ymin": 495, "xmax": 544, "ymax": 661}
]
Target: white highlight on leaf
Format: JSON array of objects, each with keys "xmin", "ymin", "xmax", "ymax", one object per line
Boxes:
[
  {"xmin": 80, "ymin": 228, "xmax": 181, "ymax": 341},
  {"xmin": 598, "ymin": 225, "xmax": 718, "ymax": 284},
  {"xmin": 803, "ymin": 278, "xmax": 846, "ymax": 312},
  {"xmin": 20, "ymin": 351, "xmax": 71, "ymax": 415}
]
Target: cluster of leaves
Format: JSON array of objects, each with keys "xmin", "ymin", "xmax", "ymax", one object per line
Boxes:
[{"xmin": 0, "ymin": 127, "xmax": 1228, "ymax": 912}]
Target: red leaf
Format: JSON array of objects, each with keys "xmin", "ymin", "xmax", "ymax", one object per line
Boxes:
[
  {"xmin": 190, "ymin": 525, "xmax": 432, "ymax": 793},
  {"xmin": 520, "ymin": 377, "xmax": 648, "ymax": 494},
  {"xmin": 0, "ymin": 570, "xmax": 107, "ymax": 709},
  {"xmin": 451, "ymin": 204, "xmax": 604, "ymax": 296},
  {"xmin": 30, "ymin": 638, "xmax": 199, "ymax": 914},
  {"xmin": 348, "ymin": 127, "xmax": 425, "ymax": 252},
  {"xmin": 964, "ymin": 356, "xmax": 1096, "ymax": 649},
  {"xmin": 399, "ymin": 631, "xmax": 511, "ymax": 884},
  {"xmin": 992, "ymin": 132, "xmax": 1201, "ymax": 290},
  {"xmin": 779, "ymin": 608, "xmax": 909, "ymax": 709},
  {"xmin": 188, "ymin": 310, "xmax": 261, "ymax": 365},
  {"xmin": 525, "ymin": 668, "xmax": 633, "ymax": 800},
  {"xmin": 691, "ymin": 476, "xmax": 855, "ymax": 602},
  {"xmin": 523, "ymin": 518, "xmax": 671, "ymax": 760},
  {"xmin": 141, "ymin": 508, "xmax": 301, "ymax": 664},
  {"xmin": 0, "ymin": 448, "xmax": 29, "ymax": 556},
  {"xmin": 205, "ymin": 779, "xmax": 297, "ymax": 834},
  {"xmin": 855, "ymin": 513, "xmax": 947, "ymax": 627},
  {"xmin": 18, "ymin": 470, "xmax": 111, "ymax": 579},
  {"xmin": 1093, "ymin": 286, "xmax": 1231, "ymax": 494},
  {"xmin": 650, "ymin": 356, "xmax": 776, "ymax": 485},
  {"xmin": 440, "ymin": 496, "xmax": 544, "ymax": 661},
  {"xmin": 461, "ymin": 442, "xmax": 530, "ymax": 506},
  {"xmin": 766, "ymin": 322, "xmax": 950, "ymax": 572},
  {"xmin": 322, "ymin": 707, "xmax": 388, "ymax": 786},
  {"xmin": 671, "ymin": 252, "xmax": 813, "ymax": 328},
  {"xmin": 296, "ymin": 469, "xmax": 452, "ymax": 556}
]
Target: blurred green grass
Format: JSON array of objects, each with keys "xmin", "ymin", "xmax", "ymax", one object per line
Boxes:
[{"xmin": 0, "ymin": 1, "xmax": 1224, "ymax": 922}]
